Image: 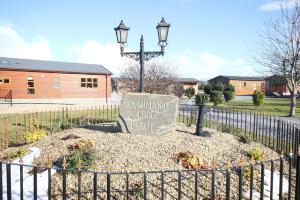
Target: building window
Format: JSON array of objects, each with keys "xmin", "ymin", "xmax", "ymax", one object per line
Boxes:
[
  {"xmin": 0, "ymin": 77, "xmax": 10, "ymax": 84},
  {"xmin": 243, "ymin": 82, "xmax": 247, "ymax": 87},
  {"xmin": 27, "ymin": 76, "xmax": 35, "ymax": 94},
  {"xmin": 52, "ymin": 77, "xmax": 60, "ymax": 88},
  {"xmin": 81, "ymin": 78, "xmax": 98, "ymax": 88}
]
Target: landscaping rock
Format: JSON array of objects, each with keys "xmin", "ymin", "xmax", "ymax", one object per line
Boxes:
[{"xmin": 117, "ymin": 93, "xmax": 179, "ymax": 135}]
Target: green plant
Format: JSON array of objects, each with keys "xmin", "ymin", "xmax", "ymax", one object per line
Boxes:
[
  {"xmin": 194, "ymin": 93, "xmax": 209, "ymax": 105},
  {"xmin": 252, "ymin": 91, "xmax": 265, "ymax": 106},
  {"xmin": 184, "ymin": 87, "xmax": 195, "ymax": 99},
  {"xmin": 68, "ymin": 139, "xmax": 96, "ymax": 150},
  {"xmin": 223, "ymin": 91, "xmax": 235, "ymax": 102},
  {"xmin": 65, "ymin": 149, "xmax": 96, "ymax": 172},
  {"xmin": 7, "ymin": 147, "xmax": 29, "ymax": 160},
  {"xmin": 212, "ymin": 83, "xmax": 224, "ymax": 91},
  {"xmin": 239, "ymin": 135, "xmax": 251, "ymax": 144},
  {"xmin": 221, "ymin": 126, "xmax": 231, "ymax": 133},
  {"xmin": 224, "ymin": 84, "xmax": 235, "ymax": 92},
  {"xmin": 130, "ymin": 183, "xmax": 144, "ymax": 199},
  {"xmin": 173, "ymin": 83, "xmax": 185, "ymax": 98},
  {"xmin": 25, "ymin": 130, "xmax": 47, "ymax": 143},
  {"xmin": 203, "ymin": 84, "xmax": 212, "ymax": 95},
  {"xmin": 210, "ymin": 91, "xmax": 223, "ymax": 106},
  {"xmin": 59, "ymin": 120, "xmax": 72, "ymax": 130},
  {"xmin": 247, "ymin": 148, "xmax": 263, "ymax": 161}
]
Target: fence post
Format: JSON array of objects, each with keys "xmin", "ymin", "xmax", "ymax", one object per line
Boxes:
[{"xmin": 296, "ymin": 148, "xmax": 300, "ymax": 200}]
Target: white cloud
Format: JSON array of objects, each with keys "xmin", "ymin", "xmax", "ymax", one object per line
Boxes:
[
  {"xmin": 69, "ymin": 40, "xmax": 130, "ymax": 76},
  {"xmin": 168, "ymin": 50, "xmax": 257, "ymax": 81},
  {"xmin": 259, "ymin": 0, "xmax": 296, "ymax": 11},
  {"xmin": 0, "ymin": 24, "xmax": 52, "ymax": 59}
]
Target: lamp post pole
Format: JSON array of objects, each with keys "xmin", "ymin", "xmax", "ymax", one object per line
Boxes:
[
  {"xmin": 139, "ymin": 35, "xmax": 145, "ymax": 93},
  {"xmin": 114, "ymin": 18, "xmax": 170, "ymax": 93}
]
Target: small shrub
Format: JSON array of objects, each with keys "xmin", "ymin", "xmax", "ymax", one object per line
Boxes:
[
  {"xmin": 222, "ymin": 126, "xmax": 231, "ymax": 133},
  {"xmin": 252, "ymin": 91, "xmax": 265, "ymax": 106},
  {"xmin": 7, "ymin": 147, "xmax": 29, "ymax": 160},
  {"xmin": 25, "ymin": 130, "xmax": 47, "ymax": 143},
  {"xmin": 172, "ymin": 83, "xmax": 185, "ymax": 98},
  {"xmin": 239, "ymin": 135, "xmax": 251, "ymax": 144},
  {"xmin": 68, "ymin": 139, "xmax": 96, "ymax": 150},
  {"xmin": 247, "ymin": 148, "xmax": 263, "ymax": 161},
  {"xmin": 184, "ymin": 87, "xmax": 195, "ymax": 99},
  {"xmin": 130, "ymin": 183, "xmax": 144, "ymax": 199},
  {"xmin": 194, "ymin": 93, "xmax": 209, "ymax": 105},
  {"xmin": 204, "ymin": 84, "xmax": 212, "ymax": 95},
  {"xmin": 65, "ymin": 149, "xmax": 96, "ymax": 172},
  {"xmin": 172, "ymin": 151, "xmax": 207, "ymax": 170},
  {"xmin": 223, "ymin": 91, "xmax": 235, "ymax": 102},
  {"xmin": 224, "ymin": 84, "xmax": 235, "ymax": 92},
  {"xmin": 210, "ymin": 91, "xmax": 223, "ymax": 106},
  {"xmin": 59, "ymin": 120, "xmax": 72, "ymax": 130},
  {"xmin": 212, "ymin": 83, "xmax": 224, "ymax": 91}
]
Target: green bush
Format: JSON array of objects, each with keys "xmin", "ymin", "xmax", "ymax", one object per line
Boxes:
[
  {"xmin": 59, "ymin": 120, "xmax": 72, "ymax": 130},
  {"xmin": 65, "ymin": 149, "xmax": 96, "ymax": 172},
  {"xmin": 223, "ymin": 91, "xmax": 235, "ymax": 102},
  {"xmin": 239, "ymin": 135, "xmax": 251, "ymax": 144},
  {"xmin": 25, "ymin": 130, "xmax": 47, "ymax": 143},
  {"xmin": 184, "ymin": 87, "xmax": 195, "ymax": 99},
  {"xmin": 224, "ymin": 84, "xmax": 235, "ymax": 92},
  {"xmin": 173, "ymin": 83, "xmax": 185, "ymax": 98},
  {"xmin": 7, "ymin": 147, "xmax": 29, "ymax": 160},
  {"xmin": 203, "ymin": 84, "xmax": 212, "ymax": 95},
  {"xmin": 194, "ymin": 93, "xmax": 209, "ymax": 105},
  {"xmin": 210, "ymin": 91, "xmax": 223, "ymax": 106},
  {"xmin": 252, "ymin": 91, "xmax": 265, "ymax": 106},
  {"xmin": 247, "ymin": 148, "xmax": 263, "ymax": 161},
  {"xmin": 212, "ymin": 83, "xmax": 224, "ymax": 91}
]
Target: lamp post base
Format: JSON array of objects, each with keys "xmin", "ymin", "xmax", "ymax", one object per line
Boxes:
[{"xmin": 196, "ymin": 105, "xmax": 207, "ymax": 136}]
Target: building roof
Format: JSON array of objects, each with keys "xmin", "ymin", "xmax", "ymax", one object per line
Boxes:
[
  {"xmin": 210, "ymin": 75, "xmax": 265, "ymax": 81},
  {"xmin": 175, "ymin": 78, "xmax": 200, "ymax": 83},
  {"xmin": 0, "ymin": 57, "xmax": 113, "ymax": 75}
]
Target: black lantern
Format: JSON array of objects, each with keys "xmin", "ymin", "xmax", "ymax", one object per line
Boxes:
[
  {"xmin": 156, "ymin": 17, "xmax": 170, "ymax": 45},
  {"xmin": 114, "ymin": 20, "xmax": 130, "ymax": 45},
  {"xmin": 114, "ymin": 18, "xmax": 170, "ymax": 93}
]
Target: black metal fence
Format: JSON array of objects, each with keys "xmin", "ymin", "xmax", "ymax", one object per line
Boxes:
[
  {"xmin": 1, "ymin": 104, "xmax": 300, "ymax": 199},
  {"xmin": 1, "ymin": 153, "xmax": 300, "ymax": 199},
  {"xmin": 178, "ymin": 105, "xmax": 300, "ymax": 157}
]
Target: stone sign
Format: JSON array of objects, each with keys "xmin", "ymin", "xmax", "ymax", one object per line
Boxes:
[{"xmin": 117, "ymin": 93, "xmax": 179, "ymax": 134}]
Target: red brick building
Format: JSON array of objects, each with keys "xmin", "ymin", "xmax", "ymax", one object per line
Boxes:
[
  {"xmin": 0, "ymin": 57, "xmax": 112, "ymax": 102},
  {"xmin": 265, "ymin": 75, "xmax": 300, "ymax": 96},
  {"xmin": 208, "ymin": 75, "xmax": 265, "ymax": 96}
]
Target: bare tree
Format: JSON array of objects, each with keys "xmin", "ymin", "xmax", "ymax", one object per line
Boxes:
[
  {"xmin": 254, "ymin": 0, "xmax": 300, "ymax": 117},
  {"xmin": 120, "ymin": 60, "xmax": 178, "ymax": 94}
]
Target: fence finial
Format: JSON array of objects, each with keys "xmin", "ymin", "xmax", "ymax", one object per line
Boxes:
[
  {"xmin": 62, "ymin": 156, "xmax": 67, "ymax": 170},
  {"xmin": 211, "ymin": 158, "xmax": 216, "ymax": 170},
  {"xmin": 239, "ymin": 155, "xmax": 244, "ymax": 167}
]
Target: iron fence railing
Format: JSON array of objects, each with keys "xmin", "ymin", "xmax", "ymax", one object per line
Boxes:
[
  {"xmin": 178, "ymin": 105, "xmax": 300, "ymax": 157},
  {"xmin": 1, "ymin": 154, "xmax": 299, "ymax": 199}
]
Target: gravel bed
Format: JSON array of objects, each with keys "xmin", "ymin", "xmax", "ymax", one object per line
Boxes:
[{"xmin": 2, "ymin": 124, "xmax": 292, "ymax": 199}]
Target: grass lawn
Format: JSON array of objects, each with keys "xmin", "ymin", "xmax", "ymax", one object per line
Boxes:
[{"xmin": 207, "ymin": 97, "xmax": 300, "ymax": 118}]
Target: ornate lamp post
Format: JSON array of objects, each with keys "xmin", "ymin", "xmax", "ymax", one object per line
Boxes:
[{"xmin": 114, "ymin": 18, "xmax": 170, "ymax": 93}]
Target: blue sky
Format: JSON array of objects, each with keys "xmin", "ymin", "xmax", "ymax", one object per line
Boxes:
[{"xmin": 0, "ymin": 0, "xmax": 288, "ymax": 80}]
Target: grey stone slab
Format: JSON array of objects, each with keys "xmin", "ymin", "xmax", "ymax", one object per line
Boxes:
[{"xmin": 117, "ymin": 93, "xmax": 179, "ymax": 134}]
